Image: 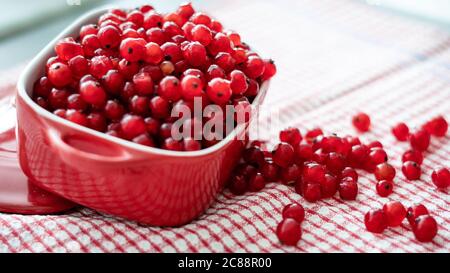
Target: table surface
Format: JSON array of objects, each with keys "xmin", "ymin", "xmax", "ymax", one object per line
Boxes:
[{"xmin": 0, "ymin": 0, "xmax": 449, "ymax": 253}]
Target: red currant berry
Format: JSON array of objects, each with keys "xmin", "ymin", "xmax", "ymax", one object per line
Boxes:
[
  {"xmin": 339, "ymin": 177, "xmax": 358, "ymax": 200},
  {"xmin": 326, "ymin": 152, "xmax": 346, "ymax": 175},
  {"xmin": 67, "ymin": 94, "xmax": 87, "ymax": 111},
  {"xmin": 159, "ymin": 76, "xmax": 182, "ymax": 101},
  {"xmin": 383, "ymin": 201, "xmax": 406, "ymax": 227},
  {"xmin": 367, "ymin": 140, "xmax": 383, "ymax": 149},
  {"xmin": 348, "ymin": 144, "xmax": 369, "ymax": 169},
  {"xmin": 272, "ymin": 142, "xmax": 295, "ymax": 168},
  {"xmin": 48, "ymin": 88, "xmax": 70, "ymax": 109},
  {"xmin": 374, "ymin": 163, "xmax": 396, "ymax": 181},
  {"xmin": 248, "ymin": 173, "xmax": 266, "ymax": 192},
  {"xmin": 245, "ymin": 79, "xmax": 259, "ymax": 97},
  {"xmin": 80, "ymin": 24, "xmax": 99, "ymax": 39},
  {"xmin": 47, "ymin": 63, "xmax": 73, "ymax": 88},
  {"xmin": 33, "ymin": 76, "xmax": 53, "ymax": 97},
  {"xmin": 118, "ymin": 59, "xmax": 139, "ymax": 80},
  {"xmin": 303, "ymin": 183, "xmax": 322, "ymax": 202},
  {"xmin": 244, "ymin": 56, "xmax": 265, "ymax": 79},
  {"xmin": 276, "ymin": 218, "xmax": 302, "ymax": 246},
  {"xmin": 104, "ymin": 100, "xmax": 125, "ymax": 121},
  {"xmin": 431, "ymin": 167, "xmax": 450, "ymax": 189},
  {"xmin": 260, "ymin": 160, "xmax": 280, "ymax": 181},
  {"xmin": 183, "ymin": 137, "xmax": 202, "ymax": 151},
  {"xmin": 181, "ymin": 75, "xmax": 203, "ymax": 101},
  {"xmin": 402, "ymin": 161, "xmax": 421, "ymax": 181},
  {"xmin": 206, "ymin": 78, "xmax": 232, "ymax": 105},
  {"xmin": 413, "ymin": 215, "xmax": 438, "ymax": 242},
  {"xmin": 364, "ymin": 210, "xmax": 387, "ymax": 233},
  {"xmin": 279, "ymin": 127, "xmax": 302, "ymax": 146},
  {"xmin": 132, "ymin": 134, "xmax": 155, "ymax": 147},
  {"xmin": 215, "ymin": 52, "xmax": 235, "ymax": 72},
  {"xmin": 79, "ymin": 80, "xmax": 107, "ymax": 107},
  {"xmin": 406, "ymin": 204, "xmax": 429, "ymax": 226},
  {"xmin": 321, "ymin": 174, "xmax": 338, "ymax": 198},
  {"xmin": 303, "ymin": 163, "xmax": 326, "ymax": 184},
  {"xmin": 191, "ymin": 24, "xmax": 212, "ymax": 46},
  {"xmin": 282, "ymin": 203, "xmax": 305, "ymax": 223},
  {"xmin": 423, "ymin": 116, "xmax": 448, "ymax": 137},
  {"xmin": 295, "ymin": 143, "xmax": 314, "ymax": 162},
  {"xmin": 369, "ymin": 148, "xmax": 388, "ymax": 165},
  {"xmin": 229, "ymin": 175, "xmax": 247, "ymax": 195},
  {"xmin": 190, "ymin": 12, "xmax": 211, "ymax": 26},
  {"xmin": 90, "ymin": 55, "xmax": 114, "ymax": 79},
  {"xmin": 177, "ymin": 2, "xmax": 195, "ymax": 19},
  {"xmin": 392, "ymin": 122, "xmax": 409, "ymax": 141},
  {"xmin": 120, "ymin": 115, "xmax": 146, "ymax": 139},
  {"xmin": 341, "ymin": 167, "xmax": 358, "ymax": 182},
  {"xmin": 281, "ymin": 164, "xmax": 301, "ymax": 185},
  {"xmin": 87, "ymin": 112, "xmax": 107, "ymax": 132},
  {"xmin": 161, "ymin": 42, "xmax": 183, "ymax": 62},
  {"xmin": 132, "ymin": 72, "xmax": 154, "ymax": 96},
  {"xmin": 146, "ymin": 27, "xmax": 166, "ymax": 45},
  {"xmin": 402, "ymin": 149, "xmax": 423, "ymax": 165},
  {"xmin": 150, "ymin": 96, "xmax": 170, "ymax": 118},
  {"xmin": 182, "ymin": 42, "xmax": 207, "ymax": 68},
  {"xmin": 68, "ymin": 55, "xmax": 89, "ymax": 79},
  {"xmin": 376, "ymin": 180, "xmax": 394, "ymax": 197},
  {"xmin": 98, "ymin": 26, "xmax": 121, "ymax": 49},
  {"xmin": 54, "ymin": 38, "xmax": 83, "ymax": 61},
  {"xmin": 65, "ymin": 110, "xmax": 89, "ymax": 126},
  {"xmin": 120, "ymin": 38, "xmax": 147, "ymax": 62},
  {"xmin": 229, "ymin": 70, "xmax": 248, "ymax": 95},
  {"xmin": 144, "ymin": 42, "xmax": 163, "ymax": 64},
  {"xmin": 129, "ymin": 95, "xmax": 149, "ymax": 115},
  {"xmin": 410, "ymin": 129, "xmax": 431, "ymax": 152},
  {"xmin": 305, "ymin": 128, "xmax": 323, "ymax": 143},
  {"xmin": 352, "ymin": 112, "xmax": 371, "ymax": 132}
]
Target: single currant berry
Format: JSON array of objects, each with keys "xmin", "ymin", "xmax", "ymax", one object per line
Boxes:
[
  {"xmin": 162, "ymin": 137, "xmax": 184, "ymax": 151},
  {"xmin": 182, "ymin": 41, "xmax": 207, "ymax": 68},
  {"xmin": 159, "ymin": 123, "xmax": 174, "ymax": 139},
  {"xmin": 243, "ymin": 146, "xmax": 265, "ymax": 166},
  {"xmin": 339, "ymin": 177, "xmax": 358, "ymax": 200},
  {"xmin": 120, "ymin": 38, "xmax": 147, "ymax": 62},
  {"xmin": 47, "ymin": 62, "xmax": 73, "ymax": 88},
  {"xmin": 364, "ymin": 210, "xmax": 387, "ymax": 233},
  {"xmin": 244, "ymin": 56, "xmax": 265, "ymax": 79},
  {"xmin": 369, "ymin": 148, "xmax": 388, "ymax": 165},
  {"xmin": 276, "ymin": 218, "xmax": 302, "ymax": 246},
  {"xmin": 376, "ymin": 180, "xmax": 394, "ymax": 197},
  {"xmin": 302, "ymin": 163, "xmax": 326, "ymax": 184},
  {"xmin": 206, "ymin": 64, "xmax": 226, "ymax": 81},
  {"xmin": 326, "ymin": 152, "xmax": 346, "ymax": 175},
  {"xmin": 248, "ymin": 173, "xmax": 266, "ymax": 192},
  {"xmin": 82, "ymin": 34, "xmax": 101, "ymax": 57},
  {"xmin": 215, "ymin": 52, "xmax": 235, "ymax": 72},
  {"xmin": 160, "ymin": 61, "xmax": 175, "ymax": 75},
  {"xmin": 234, "ymin": 164, "xmax": 258, "ymax": 181},
  {"xmin": 162, "ymin": 21, "xmax": 183, "ymax": 38},
  {"xmin": 261, "ymin": 59, "xmax": 277, "ymax": 81},
  {"xmin": 181, "ymin": 75, "xmax": 203, "ymax": 101},
  {"xmin": 183, "ymin": 137, "xmax": 202, "ymax": 151},
  {"xmin": 305, "ymin": 128, "xmax": 323, "ymax": 143},
  {"xmin": 260, "ymin": 160, "xmax": 280, "ymax": 182},
  {"xmin": 295, "ymin": 143, "xmax": 314, "ymax": 162},
  {"xmin": 368, "ymin": 140, "xmax": 383, "ymax": 149},
  {"xmin": 159, "ymin": 76, "xmax": 182, "ymax": 101},
  {"xmin": 65, "ymin": 110, "xmax": 88, "ymax": 127},
  {"xmin": 48, "ymin": 88, "xmax": 70, "ymax": 109},
  {"xmin": 191, "ymin": 24, "xmax": 213, "ymax": 46},
  {"xmin": 144, "ymin": 42, "xmax": 163, "ymax": 64},
  {"xmin": 383, "ymin": 201, "xmax": 407, "ymax": 227},
  {"xmin": 303, "ymin": 183, "xmax": 322, "ymax": 203},
  {"xmin": 423, "ymin": 116, "xmax": 448, "ymax": 137},
  {"xmin": 352, "ymin": 112, "xmax": 371, "ymax": 132},
  {"xmin": 68, "ymin": 55, "xmax": 89, "ymax": 79},
  {"xmin": 406, "ymin": 204, "xmax": 429, "ymax": 227},
  {"xmin": 402, "ymin": 149, "xmax": 424, "ymax": 165},
  {"xmin": 206, "ymin": 78, "xmax": 232, "ymax": 105},
  {"xmin": 210, "ymin": 20, "xmax": 222, "ymax": 32},
  {"xmin": 245, "ymin": 79, "xmax": 259, "ymax": 97},
  {"xmin": 120, "ymin": 115, "xmax": 146, "ymax": 140},
  {"xmin": 177, "ymin": 2, "xmax": 195, "ymax": 19},
  {"xmin": 161, "ymin": 42, "xmax": 183, "ymax": 63},
  {"xmin": 272, "ymin": 142, "xmax": 295, "ymax": 168},
  {"xmin": 348, "ymin": 144, "xmax": 369, "ymax": 169},
  {"xmin": 431, "ymin": 167, "xmax": 450, "ymax": 189},
  {"xmin": 127, "ymin": 10, "xmax": 144, "ymax": 27},
  {"xmin": 402, "ymin": 161, "xmax": 422, "ymax": 181},
  {"xmin": 54, "ymin": 38, "xmax": 84, "ymax": 61},
  {"xmin": 392, "ymin": 122, "xmax": 409, "ymax": 141},
  {"xmin": 320, "ymin": 174, "xmax": 338, "ymax": 198},
  {"xmin": 190, "ymin": 12, "xmax": 212, "ymax": 26},
  {"xmin": 281, "ymin": 164, "xmax": 301, "ymax": 185},
  {"xmin": 374, "ymin": 163, "xmax": 396, "ymax": 181},
  {"xmin": 129, "ymin": 95, "xmax": 150, "ymax": 115},
  {"xmin": 67, "ymin": 94, "xmax": 87, "ymax": 111},
  {"xmin": 149, "ymin": 96, "xmax": 170, "ymax": 118},
  {"xmin": 229, "ymin": 70, "xmax": 248, "ymax": 95},
  {"xmin": 413, "ymin": 215, "xmax": 438, "ymax": 242},
  {"xmin": 410, "ymin": 129, "xmax": 431, "ymax": 152},
  {"xmin": 33, "ymin": 76, "xmax": 53, "ymax": 97},
  {"xmin": 229, "ymin": 175, "xmax": 247, "ymax": 195},
  {"xmin": 80, "ymin": 24, "xmax": 98, "ymax": 39},
  {"xmin": 132, "ymin": 72, "xmax": 154, "ymax": 96},
  {"xmin": 132, "ymin": 134, "xmax": 155, "ymax": 147},
  {"xmin": 79, "ymin": 81, "xmax": 107, "ymax": 107},
  {"xmin": 90, "ymin": 55, "xmax": 114, "ymax": 79},
  {"xmin": 345, "ymin": 135, "xmax": 361, "ymax": 147},
  {"xmin": 87, "ymin": 112, "xmax": 107, "ymax": 132},
  {"xmin": 282, "ymin": 203, "xmax": 305, "ymax": 223},
  {"xmin": 279, "ymin": 127, "xmax": 302, "ymax": 146},
  {"xmin": 97, "ymin": 26, "xmax": 121, "ymax": 49},
  {"xmin": 312, "ymin": 149, "xmax": 327, "ymax": 165}
]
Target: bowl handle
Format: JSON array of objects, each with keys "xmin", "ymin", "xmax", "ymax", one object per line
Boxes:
[{"xmin": 46, "ymin": 128, "xmax": 134, "ymax": 171}]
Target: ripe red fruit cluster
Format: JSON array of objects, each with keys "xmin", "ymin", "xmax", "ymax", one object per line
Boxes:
[
  {"xmin": 365, "ymin": 202, "xmax": 438, "ymax": 242},
  {"xmin": 277, "ymin": 203, "xmax": 305, "ymax": 246},
  {"xmin": 33, "ymin": 3, "xmax": 276, "ymax": 151},
  {"xmin": 229, "ymin": 126, "xmax": 397, "ymax": 200},
  {"xmin": 392, "ymin": 116, "xmax": 448, "ymax": 186}
]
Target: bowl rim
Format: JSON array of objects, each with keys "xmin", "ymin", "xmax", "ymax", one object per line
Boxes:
[{"xmin": 17, "ymin": 6, "xmax": 270, "ymax": 158}]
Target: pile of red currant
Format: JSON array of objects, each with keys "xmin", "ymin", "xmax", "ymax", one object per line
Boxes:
[
  {"xmin": 365, "ymin": 202, "xmax": 438, "ymax": 242},
  {"xmin": 33, "ymin": 3, "xmax": 276, "ymax": 151}
]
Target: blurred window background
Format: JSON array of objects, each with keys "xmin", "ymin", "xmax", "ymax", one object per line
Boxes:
[{"xmin": 0, "ymin": 0, "xmax": 449, "ymax": 70}]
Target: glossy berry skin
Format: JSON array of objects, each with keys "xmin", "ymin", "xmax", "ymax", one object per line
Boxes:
[
  {"xmin": 383, "ymin": 201, "xmax": 406, "ymax": 227},
  {"xmin": 248, "ymin": 173, "xmax": 266, "ymax": 192},
  {"xmin": 326, "ymin": 152, "xmax": 346, "ymax": 175},
  {"xmin": 229, "ymin": 175, "xmax": 247, "ymax": 195},
  {"xmin": 302, "ymin": 163, "xmax": 326, "ymax": 184},
  {"xmin": 272, "ymin": 143, "xmax": 295, "ymax": 168},
  {"xmin": 261, "ymin": 59, "xmax": 277, "ymax": 81},
  {"xmin": 341, "ymin": 167, "xmax": 358, "ymax": 182},
  {"xmin": 282, "ymin": 203, "xmax": 305, "ymax": 223},
  {"xmin": 47, "ymin": 63, "xmax": 72, "ymax": 88},
  {"xmin": 305, "ymin": 128, "xmax": 323, "ymax": 143},
  {"xmin": 206, "ymin": 78, "xmax": 232, "ymax": 105},
  {"xmin": 423, "ymin": 116, "xmax": 448, "ymax": 137},
  {"xmin": 276, "ymin": 219, "xmax": 302, "ymax": 246},
  {"xmin": 260, "ymin": 160, "xmax": 279, "ymax": 181},
  {"xmin": 431, "ymin": 168, "xmax": 450, "ymax": 189},
  {"xmin": 191, "ymin": 24, "xmax": 212, "ymax": 46},
  {"xmin": 281, "ymin": 164, "xmax": 301, "ymax": 185},
  {"xmin": 295, "ymin": 144, "xmax": 314, "ymax": 163},
  {"xmin": 181, "ymin": 75, "xmax": 203, "ymax": 101},
  {"xmin": 149, "ymin": 96, "xmax": 170, "ymax": 118},
  {"xmin": 374, "ymin": 163, "xmax": 396, "ymax": 181},
  {"xmin": 120, "ymin": 38, "xmax": 147, "ymax": 62},
  {"xmin": 229, "ymin": 70, "xmax": 248, "ymax": 95},
  {"xmin": 159, "ymin": 76, "xmax": 182, "ymax": 101},
  {"xmin": 55, "ymin": 38, "xmax": 84, "ymax": 61},
  {"xmin": 144, "ymin": 42, "xmax": 163, "ymax": 64},
  {"xmin": 302, "ymin": 183, "xmax": 322, "ymax": 203},
  {"xmin": 409, "ymin": 129, "xmax": 431, "ymax": 152},
  {"xmin": 352, "ymin": 112, "xmax": 371, "ymax": 132},
  {"xmin": 339, "ymin": 177, "xmax": 358, "ymax": 200},
  {"xmin": 98, "ymin": 26, "xmax": 121, "ymax": 49},
  {"xmin": 244, "ymin": 56, "xmax": 265, "ymax": 79},
  {"xmin": 320, "ymin": 174, "xmax": 338, "ymax": 198},
  {"xmin": 369, "ymin": 148, "xmax": 388, "ymax": 165},
  {"xmin": 402, "ymin": 161, "xmax": 421, "ymax": 181},
  {"xmin": 279, "ymin": 127, "xmax": 302, "ymax": 146},
  {"xmin": 67, "ymin": 94, "xmax": 87, "ymax": 111},
  {"xmin": 402, "ymin": 149, "xmax": 423, "ymax": 165},
  {"xmin": 120, "ymin": 115, "xmax": 146, "ymax": 140},
  {"xmin": 66, "ymin": 110, "xmax": 88, "ymax": 127},
  {"xmin": 392, "ymin": 122, "xmax": 409, "ymax": 141},
  {"xmin": 243, "ymin": 146, "xmax": 264, "ymax": 166},
  {"xmin": 406, "ymin": 204, "xmax": 429, "ymax": 226},
  {"xmin": 348, "ymin": 144, "xmax": 369, "ymax": 169},
  {"xmin": 413, "ymin": 216, "xmax": 438, "ymax": 242},
  {"xmin": 364, "ymin": 210, "xmax": 387, "ymax": 234},
  {"xmin": 376, "ymin": 180, "xmax": 394, "ymax": 197},
  {"xmin": 79, "ymin": 81, "xmax": 107, "ymax": 107},
  {"xmin": 133, "ymin": 72, "xmax": 154, "ymax": 96},
  {"xmin": 183, "ymin": 138, "xmax": 202, "ymax": 151}
]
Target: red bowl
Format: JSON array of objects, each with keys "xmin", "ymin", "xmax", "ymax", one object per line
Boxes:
[{"xmin": 16, "ymin": 8, "xmax": 270, "ymax": 226}]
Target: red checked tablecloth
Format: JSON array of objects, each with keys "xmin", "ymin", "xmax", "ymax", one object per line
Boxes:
[{"xmin": 0, "ymin": 0, "xmax": 449, "ymax": 252}]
